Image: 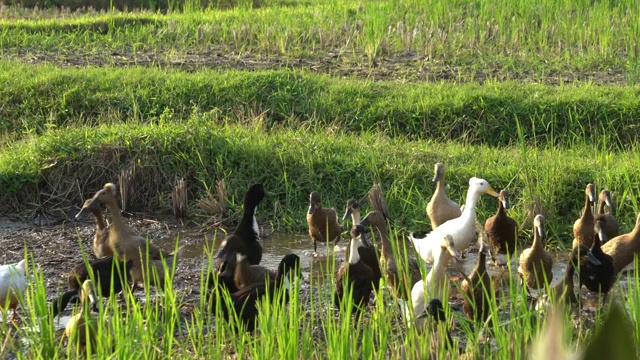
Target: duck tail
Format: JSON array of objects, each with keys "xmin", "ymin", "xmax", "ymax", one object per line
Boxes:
[{"xmin": 50, "ymin": 290, "xmax": 78, "ymax": 317}]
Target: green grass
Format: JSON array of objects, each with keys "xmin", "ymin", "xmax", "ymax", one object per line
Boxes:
[
  {"xmin": 4, "ymin": 234, "xmax": 640, "ymax": 359},
  {"xmin": 0, "ymin": 0, "xmax": 638, "ymax": 81},
  {"xmin": 2, "ymin": 115, "xmax": 640, "ymax": 245},
  {"xmin": 2, "ymin": 61, "xmax": 640, "ymax": 149}
]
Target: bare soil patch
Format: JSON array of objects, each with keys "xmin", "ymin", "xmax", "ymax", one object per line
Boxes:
[{"xmin": 3, "ymin": 47, "xmax": 630, "ymax": 85}]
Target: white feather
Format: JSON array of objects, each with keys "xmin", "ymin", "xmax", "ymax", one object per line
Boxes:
[
  {"xmin": 0, "ymin": 260, "xmax": 27, "ymax": 308},
  {"xmin": 413, "ymin": 177, "xmax": 495, "ymax": 263}
]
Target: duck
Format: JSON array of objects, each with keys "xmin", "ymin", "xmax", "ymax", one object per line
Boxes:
[
  {"xmin": 335, "ymin": 224, "xmax": 375, "ymax": 317},
  {"xmin": 461, "ymin": 242, "xmax": 493, "ymax": 323},
  {"xmin": 410, "ymin": 177, "xmax": 499, "ymax": 263},
  {"xmin": 84, "ymin": 183, "xmax": 180, "ymax": 290},
  {"xmin": 402, "ymin": 298, "xmax": 454, "ymax": 358},
  {"xmin": 216, "ymin": 183, "xmax": 265, "ymax": 265},
  {"xmin": 580, "ymin": 219, "xmax": 615, "ymax": 297},
  {"xmin": 65, "ymin": 279, "xmax": 100, "ymax": 353},
  {"xmin": 233, "ymin": 253, "xmax": 277, "ymax": 290},
  {"xmin": 410, "ymin": 234, "xmax": 461, "ymax": 327},
  {"xmin": 518, "ymin": 214, "xmax": 553, "ymax": 291},
  {"xmin": 0, "ymin": 259, "xmax": 27, "ymax": 322},
  {"xmin": 219, "ymin": 254, "xmax": 301, "ymax": 332},
  {"xmin": 75, "ymin": 198, "xmax": 112, "ymax": 259},
  {"xmin": 206, "ymin": 250, "xmax": 238, "ymax": 293},
  {"xmin": 596, "ymin": 189, "xmax": 619, "ymax": 242},
  {"xmin": 51, "ymin": 257, "xmax": 133, "ymax": 317},
  {"xmin": 484, "ymin": 189, "xmax": 518, "ymax": 259},
  {"xmin": 307, "ymin": 191, "xmax": 342, "ymax": 255},
  {"xmin": 426, "ymin": 162, "xmax": 462, "ymax": 229},
  {"xmin": 572, "ymin": 183, "xmax": 596, "ymax": 248},
  {"xmin": 536, "ymin": 244, "xmax": 599, "ymax": 309},
  {"xmin": 602, "ymin": 212, "xmax": 640, "ymax": 274},
  {"xmin": 343, "ymin": 199, "xmax": 382, "ymax": 289},
  {"xmin": 360, "ymin": 211, "xmax": 421, "ymax": 302}
]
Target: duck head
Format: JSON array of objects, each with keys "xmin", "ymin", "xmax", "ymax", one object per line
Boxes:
[
  {"xmin": 599, "ymin": 189, "xmax": 614, "ymax": 210},
  {"xmin": 84, "ymin": 183, "xmax": 118, "ymax": 209},
  {"xmin": 307, "ymin": 191, "xmax": 321, "ymax": 215},
  {"xmin": 441, "ymin": 234, "xmax": 462, "ymax": 260},
  {"xmin": 343, "ymin": 199, "xmax": 360, "ymax": 222},
  {"xmin": 469, "ymin": 177, "xmax": 499, "ymax": 197},
  {"xmin": 432, "ymin": 163, "xmax": 445, "ymax": 182},
  {"xmin": 594, "ymin": 219, "xmax": 607, "ymax": 245},
  {"xmin": 350, "ymin": 223, "xmax": 370, "ymax": 248},
  {"xmin": 499, "ymin": 190, "xmax": 510, "ymax": 209},
  {"xmin": 426, "ymin": 298, "xmax": 446, "ymax": 322},
  {"xmin": 278, "ymin": 254, "xmax": 302, "ymax": 280},
  {"xmin": 80, "ymin": 279, "xmax": 99, "ymax": 313},
  {"xmin": 75, "ymin": 198, "xmax": 101, "ymax": 219},
  {"xmin": 573, "ymin": 244, "xmax": 601, "ymax": 266},
  {"xmin": 244, "ymin": 183, "xmax": 265, "ymax": 209}
]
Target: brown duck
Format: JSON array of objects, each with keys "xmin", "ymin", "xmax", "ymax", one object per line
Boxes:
[
  {"xmin": 596, "ymin": 189, "xmax": 619, "ymax": 242},
  {"xmin": 335, "ymin": 224, "xmax": 375, "ymax": 317},
  {"xmin": 76, "ymin": 198, "xmax": 112, "ymax": 259},
  {"xmin": 343, "ymin": 199, "xmax": 382, "ymax": 289},
  {"xmin": 572, "ymin": 183, "xmax": 596, "ymax": 248},
  {"xmin": 518, "ymin": 214, "xmax": 553, "ymax": 291},
  {"xmin": 426, "ymin": 162, "xmax": 461, "ymax": 229},
  {"xmin": 359, "ymin": 210, "xmax": 421, "ymax": 301},
  {"xmin": 461, "ymin": 243, "xmax": 493, "ymax": 323},
  {"xmin": 601, "ymin": 212, "xmax": 640, "ymax": 274},
  {"xmin": 85, "ymin": 183, "xmax": 179, "ymax": 290},
  {"xmin": 484, "ymin": 189, "xmax": 518, "ymax": 257},
  {"xmin": 307, "ymin": 191, "xmax": 342, "ymax": 254}
]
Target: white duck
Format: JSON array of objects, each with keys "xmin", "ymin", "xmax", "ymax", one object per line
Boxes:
[
  {"xmin": 409, "ymin": 234, "xmax": 461, "ymax": 329},
  {"xmin": 1, "ymin": 259, "xmax": 27, "ymax": 321},
  {"xmin": 410, "ymin": 177, "xmax": 498, "ymax": 263}
]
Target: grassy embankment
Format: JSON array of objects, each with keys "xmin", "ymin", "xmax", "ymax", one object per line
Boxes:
[{"xmin": 2, "ymin": 1, "xmax": 640, "ymax": 359}]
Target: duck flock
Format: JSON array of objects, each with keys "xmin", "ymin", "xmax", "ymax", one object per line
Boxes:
[{"xmin": 2, "ymin": 162, "xmax": 640, "ymax": 354}]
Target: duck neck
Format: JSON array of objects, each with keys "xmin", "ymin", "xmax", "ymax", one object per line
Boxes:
[
  {"xmin": 597, "ymin": 200, "xmax": 606, "ymax": 215},
  {"xmin": 104, "ymin": 198, "xmax": 127, "ymax": 238},
  {"xmin": 532, "ymin": 231, "xmax": 544, "ymax": 253},
  {"xmin": 351, "ymin": 209, "xmax": 361, "ymax": 224},
  {"xmin": 461, "ymin": 187, "xmax": 481, "ymax": 219},
  {"xmin": 348, "ymin": 238, "xmax": 361, "ymax": 264},
  {"xmin": 376, "ymin": 221, "xmax": 393, "ymax": 257},
  {"xmin": 474, "ymin": 251, "xmax": 487, "ymax": 275},
  {"xmin": 496, "ymin": 200, "xmax": 505, "ymax": 217},
  {"xmin": 431, "ymin": 250, "xmax": 452, "ymax": 280},
  {"xmin": 435, "ymin": 175, "xmax": 446, "ymax": 195},
  {"xmin": 582, "ymin": 195, "xmax": 594, "ymax": 220},
  {"xmin": 91, "ymin": 208, "xmax": 107, "ymax": 231},
  {"xmin": 238, "ymin": 206, "xmax": 259, "ymax": 242}
]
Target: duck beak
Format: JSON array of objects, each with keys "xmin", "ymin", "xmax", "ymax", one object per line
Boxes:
[
  {"xmin": 75, "ymin": 207, "xmax": 89, "ymax": 219},
  {"xmin": 486, "ymin": 186, "xmax": 499, "ymax": 197},
  {"xmin": 360, "ymin": 232, "xmax": 370, "ymax": 248},
  {"xmin": 605, "ymin": 193, "xmax": 614, "ymax": 209},
  {"xmin": 502, "ymin": 198, "xmax": 510, "ymax": 210},
  {"xmin": 587, "ymin": 250, "xmax": 601, "ymax": 266},
  {"xmin": 597, "ymin": 227, "xmax": 607, "ymax": 244},
  {"xmin": 342, "ymin": 207, "xmax": 353, "ymax": 222},
  {"xmin": 432, "ymin": 170, "xmax": 441, "ymax": 182},
  {"xmin": 537, "ymin": 222, "xmax": 546, "ymax": 239},
  {"xmin": 448, "ymin": 243, "xmax": 461, "ymax": 259}
]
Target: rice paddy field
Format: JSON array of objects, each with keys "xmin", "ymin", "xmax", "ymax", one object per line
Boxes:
[{"xmin": 1, "ymin": 0, "xmax": 640, "ymax": 358}]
